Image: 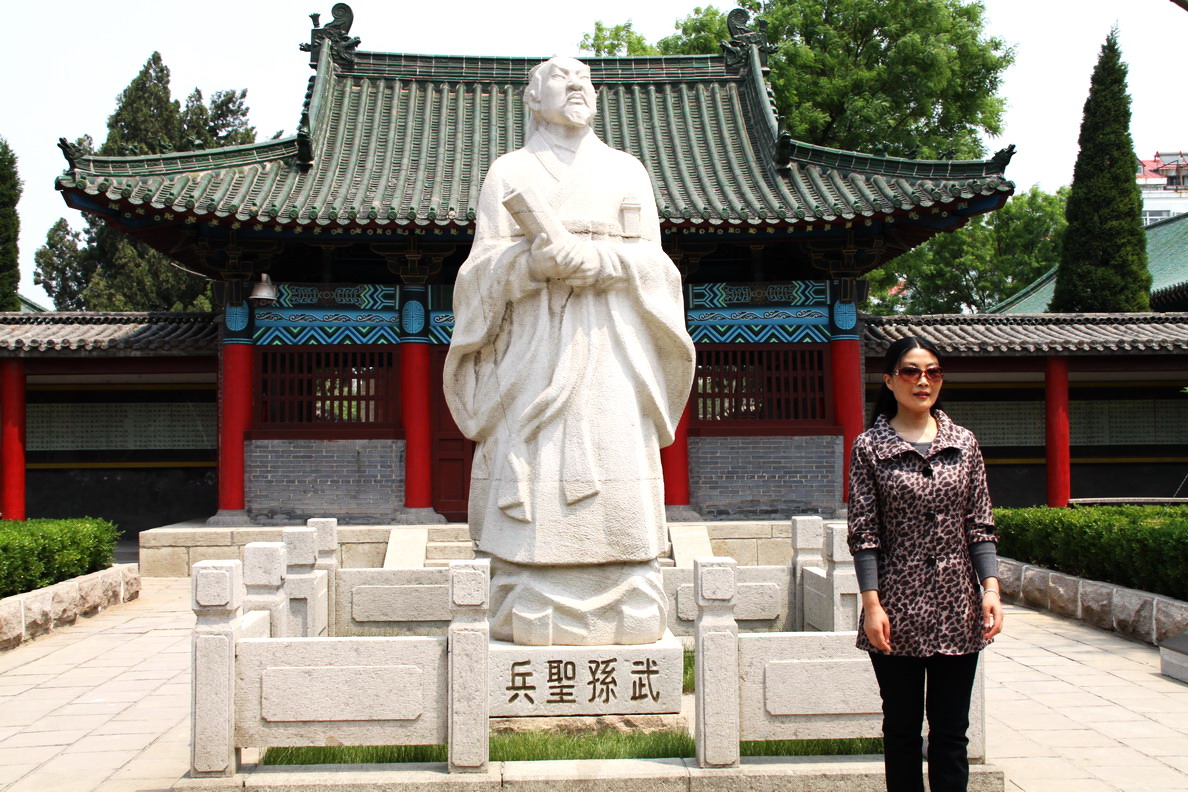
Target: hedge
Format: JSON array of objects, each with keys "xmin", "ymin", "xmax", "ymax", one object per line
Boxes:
[
  {"xmin": 995, "ymin": 506, "xmax": 1188, "ymax": 601},
  {"xmin": 0, "ymin": 518, "xmax": 118, "ymax": 599}
]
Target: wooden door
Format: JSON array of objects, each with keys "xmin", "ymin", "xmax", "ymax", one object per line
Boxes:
[{"xmin": 431, "ymin": 347, "xmax": 473, "ymax": 522}]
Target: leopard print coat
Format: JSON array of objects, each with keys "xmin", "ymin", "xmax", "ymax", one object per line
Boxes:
[{"xmin": 847, "ymin": 410, "xmax": 997, "ymax": 657}]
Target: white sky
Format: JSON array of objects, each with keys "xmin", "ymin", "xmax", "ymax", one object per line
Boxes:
[{"xmin": 4, "ymin": 0, "xmax": 1186, "ymax": 307}]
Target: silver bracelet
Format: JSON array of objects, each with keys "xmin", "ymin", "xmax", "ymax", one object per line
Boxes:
[{"xmin": 983, "ymin": 589, "xmax": 1000, "ymax": 597}]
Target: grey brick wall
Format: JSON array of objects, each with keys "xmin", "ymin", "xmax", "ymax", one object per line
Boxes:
[
  {"xmin": 689, "ymin": 435, "xmax": 842, "ymax": 520},
  {"xmin": 246, "ymin": 439, "xmax": 405, "ymax": 524}
]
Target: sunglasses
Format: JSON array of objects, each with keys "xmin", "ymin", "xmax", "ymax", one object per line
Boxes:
[{"xmin": 894, "ymin": 365, "xmax": 944, "ymax": 383}]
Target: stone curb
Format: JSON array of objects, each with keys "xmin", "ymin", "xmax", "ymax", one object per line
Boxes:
[
  {"xmin": 998, "ymin": 556, "xmax": 1188, "ymax": 645},
  {"xmin": 173, "ymin": 757, "xmax": 1005, "ymax": 791},
  {"xmin": 0, "ymin": 563, "xmax": 141, "ymax": 651}
]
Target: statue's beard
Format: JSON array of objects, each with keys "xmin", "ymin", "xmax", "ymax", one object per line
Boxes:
[{"xmin": 560, "ymin": 102, "xmax": 593, "ymax": 127}]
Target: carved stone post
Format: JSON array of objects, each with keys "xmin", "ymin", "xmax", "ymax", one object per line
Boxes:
[
  {"xmin": 790, "ymin": 515, "xmax": 824, "ymax": 631},
  {"xmin": 308, "ymin": 518, "xmax": 338, "ymax": 634},
  {"xmin": 448, "ymin": 559, "xmax": 490, "ymax": 772},
  {"xmin": 190, "ymin": 560, "xmax": 243, "ymax": 778},
  {"xmin": 282, "ymin": 526, "xmax": 327, "ymax": 637},
  {"xmin": 243, "ymin": 542, "xmax": 287, "ymax": 637},
  {"xmin": 824, "ymin": 521, "xmax": 860, "ymax": 631},
  {"xmin": 695, "ymin": 557, "xmax": 739, "ymax": 768}
]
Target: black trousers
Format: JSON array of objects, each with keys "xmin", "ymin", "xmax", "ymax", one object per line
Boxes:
[{"xmin": 868, "ymin": 651, "xmax": 980, "ymax": 792}]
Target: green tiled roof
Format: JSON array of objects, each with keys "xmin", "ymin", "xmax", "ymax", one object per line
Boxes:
[
  {"xmin": 56, "ymin": 9, "xmax": 1013, "ymax": 235},
  {"xmin": 991, "ymin": 211, "xmax": 1188, "ymax": 313}
]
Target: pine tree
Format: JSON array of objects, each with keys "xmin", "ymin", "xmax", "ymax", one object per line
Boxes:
[
  {"xmin": 1049, "ymin": 30, "xmax": 1150, "ymax": 312},
  {"xmin": 35, "ymin": 54, "xmax": 254, "ymax": 312},
  {"xmin": 0, "ymin": 138, "xmax": 20, "ymax": 312}
]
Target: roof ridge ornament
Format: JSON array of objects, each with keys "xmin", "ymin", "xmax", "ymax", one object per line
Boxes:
[
  {"xmin": 57, "ymin": 137, "xmax": 88, "ymax": 170},
  {"xmin": 722, "ymin": 8, "xmax": 778, "ymax": 71},
  {"xmin": 990, "ymin": 144, "xmax": 1017, "ymax": 173},
  {"xmin": 299, "ymin": 3, "xmax": 360, "ymax": 67}
]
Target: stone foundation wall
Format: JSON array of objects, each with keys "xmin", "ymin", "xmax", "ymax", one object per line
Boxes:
[
  {"xmin": 245, "ymin": 439, "xmax": 405, "ymax": 524},
  {"xmin": 689, "ymin": 435, "xmax": 843, "ymax": 519},
  {"xmin": 0, "ymin": 564, "xmax": 140, "ymax": 651}
]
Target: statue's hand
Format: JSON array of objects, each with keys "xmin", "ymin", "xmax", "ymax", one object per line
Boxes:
[{"xmin": 529, "ymin": 233, "xmax": 599, "ymax": 287}]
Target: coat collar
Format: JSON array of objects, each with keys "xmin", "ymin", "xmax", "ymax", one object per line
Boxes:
[{"xmin": 869, "ymin": 410, "xmax": 963, "ymax": 460}]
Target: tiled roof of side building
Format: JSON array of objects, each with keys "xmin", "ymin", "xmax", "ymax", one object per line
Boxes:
[
  {"xmin": 0, "ymin": 313, "xmax": 216, "ymax": 355},
  {"xmin": 54, "ymin": 8, "xmax": 1013, "ymax": 235},
  {"xmin": 865, "ymin": 312, "xmax": 1188, "ymax": 355}
]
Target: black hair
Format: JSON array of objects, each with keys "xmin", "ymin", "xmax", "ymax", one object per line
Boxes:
[{"xmin": 868, "ymin": 336, "xmax": 945, "ymax": 428}]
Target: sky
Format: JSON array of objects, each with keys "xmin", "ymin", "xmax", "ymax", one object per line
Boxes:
[{"xmin": 3, "ymin": 0, "xmax": 1187, "ymax": 307}]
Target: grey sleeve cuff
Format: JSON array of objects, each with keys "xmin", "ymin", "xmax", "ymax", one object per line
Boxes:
[
  {"xmin": 969, "ymin": 541, "xmax": 999, "ymax": 582},
  {"xmin": 853, "ymin": 548, "xmax": 879, "ymax": 592}
]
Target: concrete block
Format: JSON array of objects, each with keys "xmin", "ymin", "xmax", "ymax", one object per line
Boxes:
[
  {"xmin": 120, "ymin": 563, "xmax": 141, "ymax": 601},
  {"xmin": 239, "ymin": 763, "xmax": 503, "ymax": 790},
  {"xmin": 383, "ymin": 527, "xmax": 428, "ymax": 569},
  {"xmin": 1113, "ymin": 587, "xmax": 1155, "ymax": 643},
  {"xmin": 353, "ymin": 584, "xmax": 450, "ymax": 622},
  {"xmin": 695, "ymin": 558, "xmax": 739, "ymax": 769},
  {"xmin": 707, "ymin": 522, "xmax": 771, "ymax": 540},
  {"xmin": 49, "ymin": 581, "xmax": 80, "ymax": 626},
  {"xmin": 489, "ymin": 633, "xmax": 683, "ymax": 717},
  {"xmin": 140, "ymin": 527, "xmax": 232, "ymax": 547},
  {"xmin": 501, "ymin": 758, "xmax": 689, "ymax": 791},
  {"xmin": 763, "ymin": 656, "xmax": 882, "ymax": 717},
  {"xmin": 823, "ymin": 522, "xmax": 851, "ymax": 563},
  {"xmin": 341, "ymin": 542, "xmax": 387, "ymax": 569},
  {"xmin": 139, "ymin": 546, "xmax": 190, "ymax": 578},
  {"xmin": 17, "ymin": 588, "xmax": 53, "ymax": 638},
  {"xmin": 430, "ymin": 524, "xmax": 475, "ymax": 543},
  {"xmin": 771, "ymin": 521, "xmax": 793, "ymax": 539},
  {"xmin": 338, "ymin": 526, "xmax": 401, "ymax": 543},
  {"xmin": 449, "ymin": 561, "xmax": 490, "ymax": 772},
  {"xmin": 670, "ymin": 524, "xmax": 714, "ymax": 567},
  {"xmin": 189, "ymin": 546, "xmax": 242, "ymax": 567},
  {"xmin": 709, "ymin": 539, "xmax": 756, "ymax": 566},
  {"xmin": 755, "ymin": 538, "xmax": 791, "ymax": 567},
  {"xmin": 78, "ymin": 569, "xmax": 118, "ymax": 615},
  {"xmin": 263, "ymin": 665, "xmax": 424, "ymax": 721},
  {"xmin": 425, "ymin": 541, "xmax": 475, "ymax": 561},
  {"xmin": 244, "ymin": 543, "xmax": 287, "ymax": 588},
  {"xmin": 0, "ymin": 597, "xmax": 23, "ymax": 649},
  {"xmin": 678, "ymin": 582, "xmax": 781, "ymax": 622},
  {"xmin": 283, "ymin": 527, "xmax": 318, "ymax": 569},
  {"xmin": 789, "ymin": 516, "xmax": 824, "ymax": 552},
  {"xmin": 1156, "ymin": 598, "xmax": 1188, "ymax": 645},
  {"xmin": 996, "ymin": 558, "xmax": 1022, "ymax": 601},
  {"xmin": 1079, "ymin": 580, "xmax": 1114, "ymax": 631},
  {"xmin": 1161, "ymin": 632, "xmax": 1188, "ymax": 683},
  {"xmin": 235, "ymin": 636, "xmax": 447, "ymax": 747},
  {"xmin": 1020, "ymin": 566, "xmax": 1049, "ymax": 610},
  {"xmin": 192, "ymin": 631, "xmax": 236, "ymax": 776},
  {"xmin": 307, "ymin": 518, "xmax": 339, "ymax": 556},
  {"xmin": 234, "ymin": 528, "xmax": 284, "ymax": 545},
  {"xmin": 193, "ymin": 561, "xmax": 244, "ymax": 611},
  {"xmin": 1047, "ymin": 572, "xmax": 1080, "ymax": 619}
]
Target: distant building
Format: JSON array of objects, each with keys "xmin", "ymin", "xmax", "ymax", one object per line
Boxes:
[{"xmin": 1137, "ymin": 151, "xmax": 1188, "ymax": 225}]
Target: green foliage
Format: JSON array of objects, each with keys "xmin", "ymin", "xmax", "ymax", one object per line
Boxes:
[
  {"xmin": 0, "ymin": 518, "xmax": 119, "ymax": 598},
  {"xmin": 580, "ymin": 21, "xmax": 660, "ymax": 56},
  {"xmin": 264, "ymin": 732, "xmax": 881, "ymax": 765},
  {"xmin": 590, "ymin": 0, "xmax": 1013, "ymax": 158},
  {"xmin": 683, "ymin": 649, "xmax": 695, "ymax": 692},
  {"xmin": 1049, "ymin": 30, "xmax": 1150, "ymax": 312},
  {"xmin": 34, "ymin": 53, "xmax": 254, "ymax": 311},
  {"xmin": 995, "ymin": 506, "xmax": 1188, "ymax": 600},
  {"xmin": 0, "ymin": 137, "xmax": 20, "ymax": 312},
  {"xmin": 865, "ymin": 186, "xmax": 1068, "ymax": 314}
]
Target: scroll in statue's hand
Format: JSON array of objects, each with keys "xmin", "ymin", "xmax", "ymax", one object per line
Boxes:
[{"xmin": 529, "ymin": 233, "xmax": 600, "ymax": 287}]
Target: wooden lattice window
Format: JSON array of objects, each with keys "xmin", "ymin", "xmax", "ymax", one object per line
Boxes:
[
  {"xmin": 692, "ymin": 344, "xmax": 832, "ymax": 433},
  {"xmin": 255, "ymin": 346, "xmax": 399, "ymax": 436}
]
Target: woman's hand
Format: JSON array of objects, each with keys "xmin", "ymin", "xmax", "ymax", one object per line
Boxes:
[
  {"xmin": 982, "ymin": 577, "xmax": 1004, "ymax": 640},
  {"xmin": 861, "ymin": 590, "xmax": 892, "ymax": 652}
]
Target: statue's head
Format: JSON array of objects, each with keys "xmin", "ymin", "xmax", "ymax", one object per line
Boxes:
[{"xmin": 525, "ymin": 56, "xmax": 597, "ymax": 131}]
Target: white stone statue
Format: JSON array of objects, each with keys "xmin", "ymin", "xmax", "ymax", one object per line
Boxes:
[{"xmin": 443, "ymin": 56, "xmax": 696, "ymax": 646}]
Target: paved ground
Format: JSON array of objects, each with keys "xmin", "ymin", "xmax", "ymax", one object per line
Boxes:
[{"xmin": 0, "ymin": 581, "xmax": 1184, "ymax": 791}]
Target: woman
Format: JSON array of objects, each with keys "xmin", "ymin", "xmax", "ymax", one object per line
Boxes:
[{"xmin": 847, "ymin": 336, "xmax": 1004, "ymax": 792}]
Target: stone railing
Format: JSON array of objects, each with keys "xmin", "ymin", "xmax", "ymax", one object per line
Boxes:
[{"xmin": 0, "ymin": 564, "xmax": 140, "ymax": 651}]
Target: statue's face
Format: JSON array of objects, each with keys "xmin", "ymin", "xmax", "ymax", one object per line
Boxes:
[{"xmin": 531, "ymin": 57, "xmax": 596, "ymax": 128}]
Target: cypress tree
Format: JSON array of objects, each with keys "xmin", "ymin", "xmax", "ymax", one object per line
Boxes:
[
  {"xmin": 1049, "ymin": 29, "xmax": 1150, "ymax": 312},
  {"xmin": 0, "ymin": 138, "xmax": 21, "ymax": 312}
]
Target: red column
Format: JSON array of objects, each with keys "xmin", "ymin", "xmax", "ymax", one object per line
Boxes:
[
  {"xmin": 660, "ymin": 403, "xmax": 692, "ymax": 506},
  {"xmin": 1045, "ymin": 355, "xmax": 1071, "ymax": 508},
  {"xmin": 401, "ymin": 343, "xmax": 433, "ymax": 509},
  {"xmin": 831, "ymin": 338, "xmax": 864, "ymax": 502},
  {"xmin": 218, "ymin": 344, "xmax": 253, "ymax": 512},
  {"xmin": 1, "ymin": 359, "xmax": 26, "ymax": 521}
]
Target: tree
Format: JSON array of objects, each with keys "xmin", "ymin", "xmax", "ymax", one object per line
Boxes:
[
  {"xmin": 580, "ymin": 21, "xmax": 659, "ymax": 56},
  {"xmin": 585, "ymin": 0, "xmax": 1013, "ymax": 158},
  {"xmin": 35, "ymin": 53, "xmax": 255, "ymax": 312},
  {"xmin": 1049, "ymin": 30, "xmax": 1149, "ymax": 312},
  {"xmin": 0, "ymin": 138, "xmax": 20, "ymax": 312}
]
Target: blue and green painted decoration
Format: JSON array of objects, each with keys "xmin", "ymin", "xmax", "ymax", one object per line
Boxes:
[{"xmin": 229, "ymin": 280, "xmax": 855, "ymax": 345}]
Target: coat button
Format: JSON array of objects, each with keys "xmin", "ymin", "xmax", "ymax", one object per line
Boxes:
[
  {"xmin": 924, "ymin": 510, "xmax": 936, "ymax": 520},
  {"xmin": 922, "ymin": 465, "xmax": 933, "ymax": 478},
  {"xmin": 926, "ymin": 555, "xmax": 937, "ymax": 567}
]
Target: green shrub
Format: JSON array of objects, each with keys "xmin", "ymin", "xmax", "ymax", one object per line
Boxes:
[
  {"xmin": 0, "ymin": 518, "xmax": 118, "ymax": 598},
  {"xmin": 995, "ymin": 506, "xmax": 1188, "ymax": 600}
]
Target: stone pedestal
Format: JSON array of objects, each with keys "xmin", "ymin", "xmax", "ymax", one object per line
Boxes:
[{"xmin": 488, "ymin": 632, "xmax": 683, "ymax": 717}]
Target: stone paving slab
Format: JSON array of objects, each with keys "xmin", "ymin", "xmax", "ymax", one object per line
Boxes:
[{"xmin": 0, "ymin": 582, "xmax": 1185, "ymax": 790}]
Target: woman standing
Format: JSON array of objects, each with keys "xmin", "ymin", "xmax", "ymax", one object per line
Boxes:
[{"xmin": 848, "ymin": 336, "xmax": 1004, "ymax": 792}]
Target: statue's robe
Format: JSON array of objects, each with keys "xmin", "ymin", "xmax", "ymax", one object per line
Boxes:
[{"xmin": 443, "ymin": 128, "xmax": 695, "ymax": 568}]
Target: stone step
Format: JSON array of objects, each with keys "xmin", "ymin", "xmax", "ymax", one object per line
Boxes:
[
  {"xmin": 428, "ymin": 525, "xmax": 474, "ymax": 543},
  {"xmin": 424, "ymin": 541, "xmax": 476, "ymax": 561}
]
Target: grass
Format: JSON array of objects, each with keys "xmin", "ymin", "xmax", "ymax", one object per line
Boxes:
[
  {"xmin": 683, "ymin": 649, "xmax": 695, "ymax": 693},
  {"xmin": 263, "ymin": 731, "xmax": 882, "ymax": 765}
]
